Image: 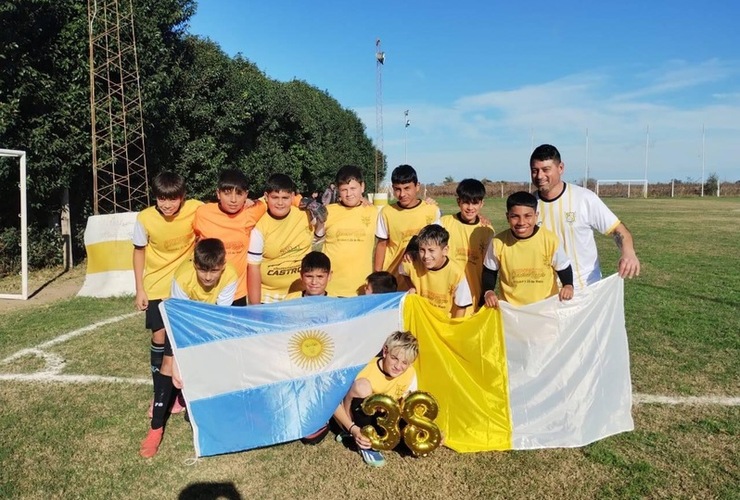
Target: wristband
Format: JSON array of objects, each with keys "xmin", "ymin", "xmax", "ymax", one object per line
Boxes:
[{"xmin": 348, "ymin": 423, "xmax": 358, "ymax": 434}]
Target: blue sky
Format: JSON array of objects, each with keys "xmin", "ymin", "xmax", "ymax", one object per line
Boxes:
[{"xmin": 189, "ymin": 0, "xmax": 740, "ymax": 184}]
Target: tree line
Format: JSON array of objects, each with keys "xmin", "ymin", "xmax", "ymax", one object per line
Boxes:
[{"xmin": 0, "ymin": 0, "xmax": 381, "ymax": 272}]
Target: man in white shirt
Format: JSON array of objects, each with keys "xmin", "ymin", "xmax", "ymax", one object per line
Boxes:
[{"xmin": 529, "ymin": 144, "xmax": 640, "ymax": 289}]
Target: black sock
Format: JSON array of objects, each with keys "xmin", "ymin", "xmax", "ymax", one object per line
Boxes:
[
  {"xmin": 150, "ymin": 342, "xmax": 164, "ymax": 387},
  {"xmin": 151, "ymin": 371, "xmax": 173, "ymax": 430}
]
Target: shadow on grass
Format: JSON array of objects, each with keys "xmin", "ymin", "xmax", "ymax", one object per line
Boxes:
[
  {"xmin": 634, "ymin": 282, "xmax": 739, "ymax": 308},
  {"xmin": 179, "ymin": 482, "xmax": 242, "ymax": 500},
  {"xmin": 28, "ymin": 268, "xmax": 69, "ymax": 299}
]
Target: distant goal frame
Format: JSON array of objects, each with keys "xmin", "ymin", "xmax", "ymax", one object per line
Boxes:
[
  {"xmin": 595, "ymin": 179, "xmax": 648, "ymax": 198},
  {"xmin": 0, "ymin": 149, "xmax": 28, "ymax": 300}
]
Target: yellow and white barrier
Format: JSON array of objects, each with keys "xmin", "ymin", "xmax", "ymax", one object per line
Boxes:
[{"xmin": 78, "ymin": 212, "xmax": 138, "ymax": 297}]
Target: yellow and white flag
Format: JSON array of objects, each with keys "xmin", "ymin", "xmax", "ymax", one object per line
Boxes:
[{"xmin": 405, "ymin": 274, "xmax": 633, "ymax": 452}]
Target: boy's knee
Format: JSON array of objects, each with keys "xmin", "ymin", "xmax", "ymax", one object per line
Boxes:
[
  {"xmin": 350, "ymin": 378, "xmax": 372, "ymax": 398},
  {"xmin": 152, "ymin": 328, "xmax": 166, "ymax": 344}
]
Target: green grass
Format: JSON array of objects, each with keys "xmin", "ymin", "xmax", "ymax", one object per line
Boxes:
[{"xmin": 1, "ymin": 197, "xmax": 739, "ymax": 498}]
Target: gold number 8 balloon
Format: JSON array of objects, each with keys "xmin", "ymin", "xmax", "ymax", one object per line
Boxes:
[{"xmin": 401, "ymin": 391, "xmax": 442, "ymax": 457}]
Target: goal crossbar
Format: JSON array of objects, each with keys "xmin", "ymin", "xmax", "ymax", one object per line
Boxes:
[{"xmin": 596, "ymin": 179, "xmax": 648, "ymax": 198}]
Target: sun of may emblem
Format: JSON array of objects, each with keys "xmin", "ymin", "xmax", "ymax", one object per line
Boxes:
[{"xmin": 288, "ymin": 330, "xmax": 335, "ymax": 370}]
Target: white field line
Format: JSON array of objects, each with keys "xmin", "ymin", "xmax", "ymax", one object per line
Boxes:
[
  {"xmin": 634, "ymin": 393, "xmax": 740, "ymax": 406},
  {"xmin": 0, "ymin": 313, "xmax": 738, "ymax": 406},
  {"xmin": 0, "ymin": 311, "xmax": 147, "ymax": 385}
]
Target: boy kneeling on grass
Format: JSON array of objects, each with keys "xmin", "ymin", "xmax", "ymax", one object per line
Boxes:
[
  {"xmin": 333, "ymin": 331, "xmax": 419, "ymax": 467},
  {"xmin": 140, "ymin": 238, "xmax": 237, "ymax": 458}
]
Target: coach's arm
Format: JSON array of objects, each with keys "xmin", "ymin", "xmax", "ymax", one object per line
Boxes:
[{"xmin": 612, "ymin": 223, "xmax": 640, "ymax": 279}]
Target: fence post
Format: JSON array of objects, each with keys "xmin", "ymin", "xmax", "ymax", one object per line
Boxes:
[
  {"xmin": 500, "ymin": 182, "xmax": 504, "ymax": 198},
  {"xmin": 671, "ymin": 179, "xmax": 674, "ymax": 198}
]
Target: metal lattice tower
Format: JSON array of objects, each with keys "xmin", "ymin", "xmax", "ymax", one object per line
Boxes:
[
  {"xmin": 374, "ymin": 38, "xmax": 385, "ymax": 191},
  {"xmin": 87, "ymin": 0, "xmax": 149, "ymax": 214}
]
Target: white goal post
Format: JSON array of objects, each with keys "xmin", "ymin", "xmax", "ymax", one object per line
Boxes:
[
  {"xmin": 0, "ymin": 149, "xmax": 28, "ymax": 300},
  {"xmin": 595, "ymin": 179, "xmax": 648, "ymax": 198}
]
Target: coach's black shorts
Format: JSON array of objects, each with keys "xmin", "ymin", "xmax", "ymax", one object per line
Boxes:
[{"xmin": 145, "ymin": 298, "xmax": 165, "ymax": 332}]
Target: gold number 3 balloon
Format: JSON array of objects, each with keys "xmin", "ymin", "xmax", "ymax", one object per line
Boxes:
[
  {"xmin": 401, "ymin": 391, "xmax": 442, "ymax": 457},
  {"xmin": 360, "ymin": 393, "xmax": 402, "ymax": 451},
  {"xmin": 360, "ymin": 391, "xmax": 441, "ymax": 456}
]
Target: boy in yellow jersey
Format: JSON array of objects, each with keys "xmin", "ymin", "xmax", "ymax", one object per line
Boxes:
[
  {"xmin": 133, "ymin": 172, "xmax": 201, "ymax": 422},
  {"xmin": 333, "ymin": 330, "xmax": 419, "ymax": 467},
  {"xmin": 481, "ymin": 191, "xmax": 574, "ymax": 308},
  {"xmin": 193, "ymin": 169, "xmax": 262, "ymax": 306},
  {"xmin": 322, "ymin": 165, "xmax": 378, "ymax": 296},
  {"xmin": 246, "ymin": 174, "xmax": 325, "ymax": 304},
  {"xmin": 140, "ymin": 238, "xmax": 237, "ymax": 458},
  {"xmin": 284, "ymin": 251, "xmax": 333, "ymax": 299},
  {"xmin": 440, "ymin": 179, "xmax": 495, "ymax": 314},
  {"xmin": 399, "ymin": 224, "xmax": 472, "ymax": 318},
  {"xmin": 374, "ymin": 164, "xmax": 441, "ymax": 291}
]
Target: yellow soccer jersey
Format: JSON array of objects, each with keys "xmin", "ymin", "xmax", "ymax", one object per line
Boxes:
[
  {"xmin": 376, "ymin": 201, "xmax": 441, "ymax": 290},
  {"xmin": 247, "ymin": 207, "xmax": 314, "ymax": 303},
  {"xmin": 323, "ymin": 203, "xmax": 377, "ymax": 296},
  {"xmin": 170, "ymin": 260, "xmax": 238, "ymax": 305},
  {"xmin": 400, "ymin": 258, "xmax": 473, "ymax": 316},
  {"xmin": 132, "ymin": 199, "xmax": 202, "ymax": 300},
  {"xmin": 441, "ymin": 213, "xmax": 494, "ymax": 314},
  {"xmin": 483, "ymin": 227, "xmax": 571, "ymax": 307},
  {"xmin": 355, "ymin": 357, "xmax": 417, "ymax": 401}
]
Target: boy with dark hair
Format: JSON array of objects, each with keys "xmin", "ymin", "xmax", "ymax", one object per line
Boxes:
[
  {"xmin": 140, "ymin": 237, "xmax": 237, "ymax": 457},
  {"xmin": 374, "ymin": 164, "xmax": 441, "ymax": 290},
  {"xmin": 481, "ymin": 191, "xmax": 574, "ymax": 308},
  {"xmin": 364, "ymin": 271, "xmax": 398, "ymax": 295},
  {"xmin": 441, "ymin": 178, "xmax": 494, "ymax": 315},
  {"xmin": 284, "ymin": 251, "xmax": 333, "ymax": 299},
  {"xmin": 322, "ymin": 165, "xmax": 378, "ymax": 296},
  {"xmin": 194, "ymin": 169, "xmax": 262, "ymax": 306},
  {"xmin": 132, "ymin": 171, "xmax": 202, "ymax": 455},
  {"xmin": 333, "ymin": 330, "xmax": 419, "ymax": 467},
  {"xmin": 247, "ymin": 174, "xmax": 325, "ymax": 304},
  {"xmin": 399, "ymin": 224, "xmax": 472, "ymax": 318}
]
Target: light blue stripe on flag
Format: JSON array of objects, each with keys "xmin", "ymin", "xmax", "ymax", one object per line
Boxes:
[{"xmin": 160, "ymin": 293, "xmax": 405, "ymax": 457}]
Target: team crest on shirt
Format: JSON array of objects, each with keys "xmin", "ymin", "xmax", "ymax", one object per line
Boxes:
[
  {"xmin": 361, "ymin": 215, "xmax": 371, "ymax": 227},
  {"xmin": 565, "ymin": 211, "xmax": 576, "ymax": 224}
]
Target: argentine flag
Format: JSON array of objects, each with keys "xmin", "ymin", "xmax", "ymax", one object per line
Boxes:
[
  {"xmin": 161, "ymin": 292, "xmax": 404, "ymax": 457},
  {"xmin": 162, "ymin": 276, "xmax": 633, "ymax": 457}
]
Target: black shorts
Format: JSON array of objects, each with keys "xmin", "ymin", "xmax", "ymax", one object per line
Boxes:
[
  {"xmin": 145, "ymin": 299, "xmax": 165, "ymax": 332},
  {"xmin": 231, "ymin": 296, "xmax": 247, "ymax": 307}
]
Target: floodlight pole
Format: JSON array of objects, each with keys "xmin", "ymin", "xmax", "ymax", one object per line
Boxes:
[
  {"xmin": 700, "ymin": 124, "xmax": 705, "ymax": 197},
  {"xmin": 584, "ymin": 127, "xmax": 590, "ymax": 190},
  {"xmin": 644, "ymin": 125, "xmax": 649, "ymax": 198},
  {"xmin": 529, "ymin": 128, "xmax": 534, "ymax": 192}
]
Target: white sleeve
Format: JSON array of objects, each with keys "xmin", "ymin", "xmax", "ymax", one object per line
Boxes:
[
  {"xmin": 132, "ymin": 219, "xmax": 148, "ymax": 247},
  {"xmin": 247, "ymin": 227, "xmax": 265, "ymax": 264},
  {"xmin": 586, "ymin": 190, "xmax": 620, "ymax": 234},
  {"xmin": 375, "ymin": 209, "xmax": 389, "ymax": 239},
  {"xmin": 432, "ymin": 207, "xmax": 442, "ymax": 225},
  {"xmin": 170, "ymin": 279, "xmax": 189, "ymax": 300},
  {"xmin": 551, "ymin": 240, "xmax": 572, "ymax": 271},
  {"xmin": 482, "ymin": 240, "xmax": 500, "ymax": 271},
  {"xmin": 216, "ymin": 281, "xmax": 238, "ymax": 306},
  {"xmin": 454, "ymin": 276, "xmax": 473, "ymax": 307},
  {"xmin": 398, "ymin": 261, "xmax": 409, "ymax": 277}
]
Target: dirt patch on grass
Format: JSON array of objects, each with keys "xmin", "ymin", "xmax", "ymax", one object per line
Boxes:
[{"xmin": 0, "ymin": 265, "xmax": 87, "ymax": 313}]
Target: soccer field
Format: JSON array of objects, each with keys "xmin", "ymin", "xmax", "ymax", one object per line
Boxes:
[{"xmin": 0, "ymin": 197, "xmax": 738, "ymax": 499}]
